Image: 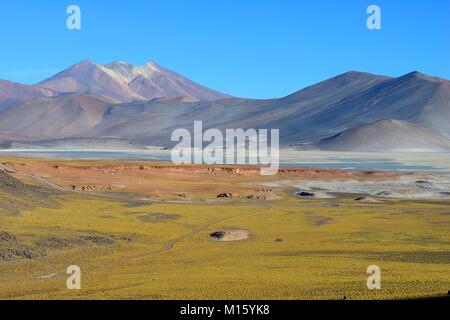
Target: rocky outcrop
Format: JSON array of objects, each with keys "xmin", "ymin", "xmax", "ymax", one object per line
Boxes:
[
  {"xmin": 217, "ymin": 193, "xmax": 235, "ymax": 198},
  {"xmin": 71, "ymin": 185, "xmax": 113, "ymax": 191}
]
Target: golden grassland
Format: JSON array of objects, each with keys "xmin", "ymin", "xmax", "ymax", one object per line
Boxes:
[{"xmin": 0, "ymin": 190, "xmax": 449, "ymax": 300}]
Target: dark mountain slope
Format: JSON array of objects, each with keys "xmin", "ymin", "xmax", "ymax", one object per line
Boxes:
[{"xmin": 309, "ymin": 119, "xmax": 450, "ymax": 152}]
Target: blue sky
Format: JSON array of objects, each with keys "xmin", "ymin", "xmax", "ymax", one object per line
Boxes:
[{"xmin": 0, "ymin": 0, "xmax": 449, "ymax": 98}]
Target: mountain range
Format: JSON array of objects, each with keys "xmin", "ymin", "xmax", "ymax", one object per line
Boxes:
[{"xmin": 0, "ymin": 60, "xmax": 449, "ymax": 152}]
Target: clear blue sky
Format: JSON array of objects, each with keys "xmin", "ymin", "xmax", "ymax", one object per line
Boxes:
[{"xmin": 0, "ymin": 0, "xmax": 449, "ymax": 98}]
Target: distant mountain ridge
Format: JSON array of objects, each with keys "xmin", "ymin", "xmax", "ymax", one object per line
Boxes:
[
  {"xmin": 0, "ymin": 79, "xmax": 57, "ymax": 107},
  {"xmin": 0, "ymin": 63, "xmax": 449, "ymax": 152},
  {"xmin": 3, "ymin": 137, "xmax": 143, "ymax": 151}
]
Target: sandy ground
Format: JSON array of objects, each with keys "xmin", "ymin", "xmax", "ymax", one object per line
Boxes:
[
  {"xmin": 0, "ymin": 157, "xmax": 412, "ymax": 201},
  {"xmin": 2, "ymin": 156, "xmax": 449, "ymax": 201}
]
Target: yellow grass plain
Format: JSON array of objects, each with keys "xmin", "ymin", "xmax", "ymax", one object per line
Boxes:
[{"xmin": 0, "ymin": 158, "xmax": 449, "ymax": 300}]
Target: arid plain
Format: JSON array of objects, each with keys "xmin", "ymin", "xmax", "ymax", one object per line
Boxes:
[{"xmin": 0, "ymin": 157, "xmax": 449, "ymax": 300}]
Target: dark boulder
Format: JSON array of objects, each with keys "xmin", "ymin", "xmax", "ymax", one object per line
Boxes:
[
  {"xmin": 210, "ymin": 231, "xmax": 226, "ymax": 240},
  {"xmin": 297, "ymin": 192, "xmax": 315, "ymax": 198}
]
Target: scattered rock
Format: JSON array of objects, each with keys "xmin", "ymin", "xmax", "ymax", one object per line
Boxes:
[
  {"xmin": 1, "ymin": 233, "xmax": 118, "ymax": 262},
  {"xmin": 223, "ymin": 168, "xmax": 241, "ymax": 175},
  {"xmin": 275, "ymin": 238, "xmax": 283, "ymax": 243},
  {"xmin": 114, "ymin": 235, "xmax": 132, "ymax": 242},
  {"xmin": 36, "ymin": 234, "xmax": 115, "ymax": 251},
  {"xmin": 0, "ymin": 246, "xmax": 46, "ymax": 262},
  {"xmin": 247, "ymin": 195, "xmax": 266, "ymax": 200},
  {"xmin": 377, "ymin": 191, "xmax": 390, "ymax": 196},
  {"xmin": 83, "ymin": 235, "xmax": 115, "ymax": 246},
  {"xmin": 36, "ymin": 237, "xmax": 84, "ymax": 249},
  {"xmin": 0, "ymin": 232, "xmax": 16, "ymax": 242}
]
